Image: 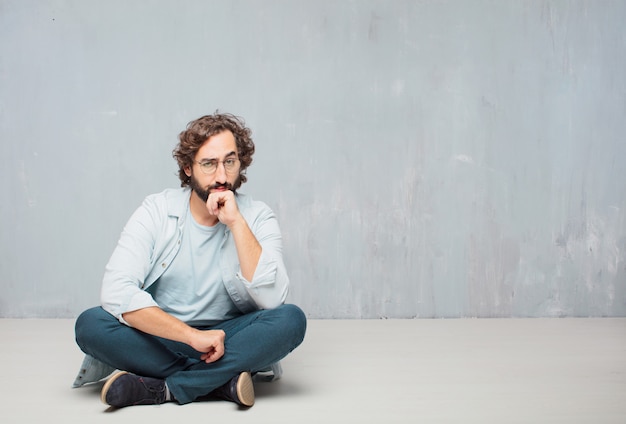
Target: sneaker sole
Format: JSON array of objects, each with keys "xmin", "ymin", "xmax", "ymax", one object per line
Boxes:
[
  {"xmin": 100, "ymin": 371, "xmax": 129, "ymax": 405},
  {"xmin": 236, "ymin": 372, "xmax": 255, "ymax": 407}
]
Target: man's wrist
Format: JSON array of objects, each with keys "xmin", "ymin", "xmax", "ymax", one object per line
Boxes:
[{"xmin": 227, "ymin": 213, "xmax": 248, "ymax": 232}]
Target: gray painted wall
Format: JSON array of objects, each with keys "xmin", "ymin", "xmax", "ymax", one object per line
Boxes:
[{"xmin": 1, "ymin": 0, "xmax": 625, "ymax": 318}]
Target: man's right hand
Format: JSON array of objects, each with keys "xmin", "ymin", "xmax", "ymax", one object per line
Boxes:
[{"xmin": 190, "ymin": 329, "xmax": 226, "ymax": 363}]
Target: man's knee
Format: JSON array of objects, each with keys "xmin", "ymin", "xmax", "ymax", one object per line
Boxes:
[
  {"xmin": 75, "ymin": 307, "xmax": 115, "ymax": 349},
  {"xmin": 278, "ymin": 304, "xmax": 307, "ymax": 346}
]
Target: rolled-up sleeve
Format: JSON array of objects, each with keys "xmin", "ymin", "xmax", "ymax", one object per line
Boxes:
[{"xmin": 236, "ymin": 204, "xmax": 289, "ymax": 309}]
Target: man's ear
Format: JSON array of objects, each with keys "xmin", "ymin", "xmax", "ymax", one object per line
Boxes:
[{"xmin": 184, "ymin": 166, "xmax": 192, "ymax": 177}]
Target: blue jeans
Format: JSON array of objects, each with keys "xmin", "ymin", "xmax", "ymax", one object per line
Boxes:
[{"xmin": 75, "ymin": 304, "xmax": 306, "ymax": 404}]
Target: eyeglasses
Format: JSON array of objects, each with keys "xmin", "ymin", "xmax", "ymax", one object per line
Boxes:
[{"xmin": 194, "ymin": 158, "xmax": 240, "ymax": 175}]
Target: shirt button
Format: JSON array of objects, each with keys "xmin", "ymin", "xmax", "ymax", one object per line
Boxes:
[{"xmin": 162, "ymin": 262, "xmax": 167, "ymax": 268}]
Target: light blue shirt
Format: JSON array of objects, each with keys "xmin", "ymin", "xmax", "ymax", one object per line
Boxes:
[{"xmin": 100, "ymin": 187, "xmax": 290, "ymax": 325}]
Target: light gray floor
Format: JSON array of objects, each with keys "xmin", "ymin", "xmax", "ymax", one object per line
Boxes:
[{"xmin": 2, "ymin": 317, "xmax": 625, "ymax": 423}]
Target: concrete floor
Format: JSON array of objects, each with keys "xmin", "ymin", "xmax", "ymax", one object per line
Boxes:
[{"xmin": 1, "ymin": 317, "xmax": 625, "ymax": 423}]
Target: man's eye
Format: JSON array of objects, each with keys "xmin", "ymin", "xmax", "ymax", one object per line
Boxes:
[
  {"xmin": 201, "ymin": 162, "xmax": 215, "ymax": 167},
  {"xmin": 225, "ymin": 159, "xmax": 236, "ymax": 166}
]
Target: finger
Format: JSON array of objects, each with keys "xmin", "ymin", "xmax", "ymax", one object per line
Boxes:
[
  {"xmin": 200, "ymin": 346, "xmax": 215, "ymax": 360},
  {"xmin": 203, "ymin": 350, "xmax": 223, "ymax": 363},
  {"xmin": 207, "ymin": 342, "xmax": 225, "ymax": 362},
  {"xmin": 208, "ymin": 196, "xmax": 225, "ymax": 215},
  {"xmin": 208, "ymin": 201, "xmax": 220, "ymax": 216}
]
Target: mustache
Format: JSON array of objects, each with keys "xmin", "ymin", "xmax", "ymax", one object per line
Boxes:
[{"xmin": 209, "ymin": 182, "xmax": 234, "ymax": 191}]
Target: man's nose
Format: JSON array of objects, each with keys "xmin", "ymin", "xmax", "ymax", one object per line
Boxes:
[{"xmin": 214, "ymin": 161, "xmax": 228, "ymax": 181}]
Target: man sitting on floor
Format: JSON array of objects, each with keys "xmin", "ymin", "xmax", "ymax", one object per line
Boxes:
[{"xmin": 73, "ymin": 112, "xmax": 306, "ymax": 408}]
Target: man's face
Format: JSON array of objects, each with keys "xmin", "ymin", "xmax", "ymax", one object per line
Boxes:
[{"xmin": 185, "ymin": 130, "xmax": 241, "ymax": 202}]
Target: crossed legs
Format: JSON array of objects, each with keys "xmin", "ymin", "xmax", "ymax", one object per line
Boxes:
[{"xmin": 75, "ymin": 304, "xmax": 306, "ymax": 404}]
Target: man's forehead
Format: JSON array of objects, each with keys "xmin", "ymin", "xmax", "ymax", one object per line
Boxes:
[{"xmin": 197, "ymin": 131, "xmax": 236, "ymax": 156}]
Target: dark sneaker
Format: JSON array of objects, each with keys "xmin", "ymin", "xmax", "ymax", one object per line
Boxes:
[
  {"xmin": 211, "ymin": 371, "xmax": 255, "ymax": 407},
  {"xmin": 101, "ymin": 371, "xmax": 167, "ymax": 408}
]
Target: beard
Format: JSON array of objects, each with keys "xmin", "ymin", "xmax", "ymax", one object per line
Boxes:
[{"xmin": 188, "ymin": 173, "xmax": 239, "ymax": 202}]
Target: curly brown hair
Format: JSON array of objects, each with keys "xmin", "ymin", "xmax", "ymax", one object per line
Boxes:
[{"xmin": 173, "ymin": 112, "xmax": 255, "ymax": 190}]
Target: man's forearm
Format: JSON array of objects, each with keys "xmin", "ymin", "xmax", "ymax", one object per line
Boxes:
[
  {"xmin": 122, "ymin": 306, "xmax": 226, "ymax": 363},
  {"xmin": 229, "ymin": 216, "xmax": 262, "ymax": 281},
  {"xmin": 122, "ymin": 306, "xmax": 196, "ymax": 345}
]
